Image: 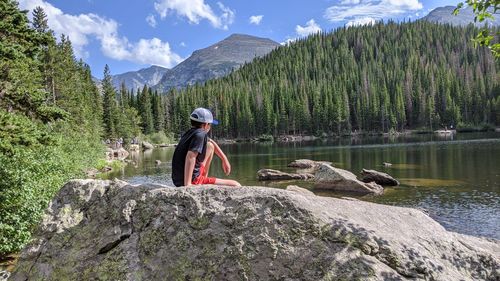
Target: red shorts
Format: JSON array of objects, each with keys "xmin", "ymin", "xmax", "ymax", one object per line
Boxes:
[{"xmin": 192, "ymin": 164, "xmax": 216, "ymax": 185}]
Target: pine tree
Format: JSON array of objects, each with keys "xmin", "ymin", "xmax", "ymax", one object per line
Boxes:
[
  {"xmin": 102, "ymin": 64, "xmax": 117, "ymax": 137},
  {"xmin": 139, "ymin": 85, "xmax": 154, "ymax": 134}
]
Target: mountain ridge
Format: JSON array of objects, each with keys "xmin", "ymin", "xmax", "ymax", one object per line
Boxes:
[
  {"xmin": 423, "ymin": 5, "xmax": 500, "ymax": 26},
  {"xmin": 153, "ymin": 33, "xmax": 280, "ymax": 92},
  {"xmin": 111, "ymin": 65, "xmax": 170, "ymax": 91}
]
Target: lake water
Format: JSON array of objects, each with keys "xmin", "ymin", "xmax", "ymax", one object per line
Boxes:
[{"xmin": 104, "ymin": 132, "xmax": 500, "ymax": 240}]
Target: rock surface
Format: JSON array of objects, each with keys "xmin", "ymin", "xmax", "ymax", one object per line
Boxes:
[
  {"xmin": 287, "ymin": 159, "xmax": 331, "ymax": 169},
  {"xmin": 84, "ymin": 168, "xmax": 99, "ymax": 178},
  {"xmin": 257, "ymin": 169, "xmax": 314, "ymax": 181},
  {"xmin": 113, "ymin": 147, "xmax": 129, "ymax": 160},
  {"xmin": 361, "ymin": 169, "xmax": 400, "ymax": 186},
  {"xmin": 128, "ymin": 144, "xmax": 140, "ymax": 151},
  {"xmin": 285, "ymin": 185, "xmax": 315, "ymax": 196},
  {"xmin": 11, "ymin": 180, "xmax": 500, "ymax": 281},
  {"xmin": 153, "ymin": 34, "xmax": 279, "ymax": 91},
  {"xmin": 141, "ymin": 141, "xmax": 154, "ymax": 150},
  {"xmin": 0, "ymin": 270, "xmax": 9, "ymax": 281},
  {"xmin": 105, "ymin": 147, "xmax": 114, "ymax": 161},
  {"xmin": 314, "ymin": 164, "xmax": 384, "ymax": 195}
]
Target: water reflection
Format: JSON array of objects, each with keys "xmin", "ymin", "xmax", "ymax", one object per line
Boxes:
[{"xmin": 104, "ymin": 132, "xmax": 500, "ymax": 239}]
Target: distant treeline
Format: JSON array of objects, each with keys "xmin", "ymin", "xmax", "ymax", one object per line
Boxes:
[{"xmin": 153, "ymin": 21, "xmax": 499, "ymax": 138}]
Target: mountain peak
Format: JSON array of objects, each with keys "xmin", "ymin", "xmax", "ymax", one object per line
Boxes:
[
  {"xmin": 110, "ymin": 65, "xmax": 170, "ymax": 90},
  {"xmin": 153, "ymin": 34, "xmax": 279, "ymax": 92},
  {"xmin": 423, "ymin": 5, "xmax": 500, "ymax": 26}
]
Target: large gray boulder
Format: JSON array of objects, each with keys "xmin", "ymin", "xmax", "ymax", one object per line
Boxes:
[
  {"xmin": 315, "ymin": 164, "xmax": 384, "ymax": 195},
  {"xmin": 361, "ymin": 168, "xmax": 400, "ymax": 186},
  {"xmin": 11, "ymin": 180, "xmax": 500, "ymax": 280},
  {"xmin": 257, "ymin": 169, "xmax": 314, "ymax": 181}
]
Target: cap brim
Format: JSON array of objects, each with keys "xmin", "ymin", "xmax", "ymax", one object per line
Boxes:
[{"xmin": 212, "ymin": 119, "xmax": 219, "ymax": 125}]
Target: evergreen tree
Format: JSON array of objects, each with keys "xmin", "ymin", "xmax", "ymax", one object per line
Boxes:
[
  {"xmin": 139, "ymin": 85, "xmax": 154, "ymax": 134},
  {"xmin": 155, "ymin": 21, "xmax": 499, "ymax": 137},
  {"xmin": 102, "ymin": 64, "xmax": 117, "ymax": 137}
]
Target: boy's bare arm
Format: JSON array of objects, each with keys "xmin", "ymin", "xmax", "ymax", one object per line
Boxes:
[
  {"xmin": 184, "ymin": 151, "xmax": 198, "ymax": 186},
  {"xmin": 208, "ymin": 139, "xmax": 231, "ymax": 175}
]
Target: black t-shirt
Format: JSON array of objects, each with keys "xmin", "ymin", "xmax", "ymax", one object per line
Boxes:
[{"xmin": 171, "ymin": 128, "xmax": 208, "ymax": 186}]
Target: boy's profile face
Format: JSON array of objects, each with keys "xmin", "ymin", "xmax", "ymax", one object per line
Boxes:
[{"xmin": 202, "ymin": 123, "xmax": 211, "ymax": 132}]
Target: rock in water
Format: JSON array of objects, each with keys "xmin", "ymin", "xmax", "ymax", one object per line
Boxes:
[
  {"xmin": 129, "ymin": 144, "xmax": 140, "ymax": 151},
  {"xmin": 11, "ymin": 180, "xmax": 500, "ymax": 280},
  {"xmin": 360, "ymin": 169, "xmax": 400, "ymax": 186},
  {"xmin": 257, "ymin": 169, "xmax": 314, "ymax": 181},
  {"xmin": 314, "ymin": 164, "xmax": 384, "ymax": 195},
  {"xmin": 287, "ymin": 159, "xmax": 331, "ymax": 169},
  {"xmin": 142, "ymin": 141, "xmax": 154, "ymax": 150},
  {"xmin": 113, "ymin": 148, "xmax": 129, "ymax": 160}
]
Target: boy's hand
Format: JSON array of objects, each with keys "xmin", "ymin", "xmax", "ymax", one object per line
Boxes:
[
  {"xmin": 209, "ymin": 138, "xmax": 232, "ymax": 176},
  {"xmin": 222, "ymin": 158, "xmax": 231, "ymax": 175}
]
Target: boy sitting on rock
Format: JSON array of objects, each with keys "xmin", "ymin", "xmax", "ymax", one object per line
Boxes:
[{"xmin": 171, "ymin": 107, "xmax": 241, "ymax": 187}]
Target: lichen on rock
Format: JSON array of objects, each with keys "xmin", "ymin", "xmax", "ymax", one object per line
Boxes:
[{"xmin": 10, "ymin": 180, "xmax": 500, "ymax": 281}]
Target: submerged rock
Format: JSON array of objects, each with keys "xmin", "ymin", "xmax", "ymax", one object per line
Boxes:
[
  {"xmin": 257, "ymin": 169, "xmax": 314, "ymax": 181},
  {"xmin": 360, "ymin": 169, "xmax": 400, "ymax": 186},
  {"xmin": 11, "ymin": 180, "xmax": 500, "ymax": 281},
  {"xmin": 314, "ymin": 164, "xmax": 384, "ymax": 195}
]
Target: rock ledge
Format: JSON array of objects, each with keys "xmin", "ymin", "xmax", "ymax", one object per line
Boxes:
[{"xmin": 11, "ymin": 180, "xmax": 500, "ymax": 281}]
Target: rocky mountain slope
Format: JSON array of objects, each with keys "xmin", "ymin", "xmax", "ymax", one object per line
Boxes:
[
  {"xmin": 153, "ymin": 33, "xmax": 280, "ymax": 92},
  {"xmin": 11, "ymin": 179, "xmax": 500, "ymax": 280},
  {"xmin": 423, "ymin": 5, "xmax": 500, "ymax": 26},
  {"xmin": 111, "ymin": 65, "xmax": 170, "ymax": 91}
]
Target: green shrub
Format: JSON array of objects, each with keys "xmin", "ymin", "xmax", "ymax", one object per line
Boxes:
[
  {"xmin": 0, "ymin": 116, "xmax": 103, "ymax": 255},
  {"xmin": 144, "ymin": 131, "xmax": 176, "ymax": 144},
  {"xmin": 257, "ymin": 134, "xmax": 274, "ymax": 142}
]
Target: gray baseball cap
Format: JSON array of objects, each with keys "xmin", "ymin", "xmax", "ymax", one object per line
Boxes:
[{"xmin": 190, "ymin": 107, "xmax": 219, "ymax": 125}]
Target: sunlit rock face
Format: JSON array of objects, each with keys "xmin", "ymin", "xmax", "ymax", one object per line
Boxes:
[
  {"xmin": 11, "ymin": 179, "xmax": 500, "ymax": 281},
  {"xmin": 153, "ymin": 34, "xmax": 280, "ymax": 92},
  {"xmin": 423, "ymin": 5, "xmax": 500, "ymax": 26}
]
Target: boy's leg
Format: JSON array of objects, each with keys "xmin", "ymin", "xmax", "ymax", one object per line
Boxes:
[
  {"xmin": 214, "ymin": 178, "xmax": 241, "ymax": 187},
  {"xmin": 201, "ymin": 142, "xmax": 215, "ymax": 176}
]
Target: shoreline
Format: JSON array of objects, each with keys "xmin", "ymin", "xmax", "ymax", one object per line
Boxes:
[{"xmin": 214, "ymin": 127, "xmax": 499, "ymax": 144}]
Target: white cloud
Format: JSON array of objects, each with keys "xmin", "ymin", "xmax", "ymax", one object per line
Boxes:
[
  {"xmin": 281, "ymin": 38, "xmax": 296, "ymax": 46},
  {"xmin": 180, "ymin": 42, "xmax": 187, "ymax": 47},
  {"xmin": 346, "ymin": 17, "xmax": 376, "ymax": 27},
  {"xmin": 154, "ymin": 0, "xmax": 235, "ymax": 30},
  {"xmin": 324, "ymin": 0, "xmax": 423, "ymax": 25},
  {"xmin": 132, "ymin": 38, "xmax": 182, "ymax": 67},
  {"xmin": 249, "ymin": 15, "xmax": 263, "ymax": 25},
  {"xmin": 340, "ymin": 0, "xmax": 360, "ymax": 4},
  {"xmin": 146, "ymin": 14, "xmax": 157, "ymax": 28},
  {"xmin": 296, "ymin": 19, "xmax": 321, "ymax": 37},
  {"xmin": 217, "ymin": 2, "xmax": 235, "ymax": 30},
  {"xmin": 18, "ymin": 0, "xmax": 183, "ymax": 68}
]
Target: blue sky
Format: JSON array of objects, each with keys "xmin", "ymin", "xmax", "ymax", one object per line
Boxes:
[{"xmin": 18, "ymin": 0, "xmax": 460, "ymax": 78}]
